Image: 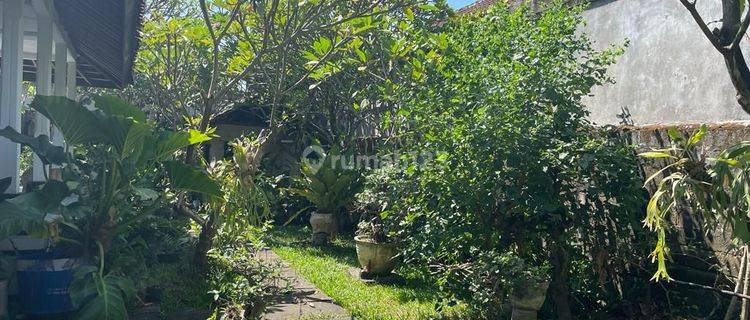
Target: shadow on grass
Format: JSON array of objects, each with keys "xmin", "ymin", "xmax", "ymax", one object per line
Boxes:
[{"xmin": 269, "ymin": 226, "xmax": 449, "ymax": 305}]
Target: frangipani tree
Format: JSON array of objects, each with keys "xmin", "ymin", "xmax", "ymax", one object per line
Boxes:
[{"xmin": 135, "ymin": 0, "xmax": 448, "ymax": 265}]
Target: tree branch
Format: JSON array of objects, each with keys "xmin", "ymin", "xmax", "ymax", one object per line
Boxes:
[
  {"xmin": 173, "ymin": 204, "xmax": 207, "ymax": 227},
  {"xmin": 679, "ymin": 0, "xmax": 730, "ymax": 54},
  {"xmin": 731, "ymin": 0, "xmax": 750, "ymax": 49}
]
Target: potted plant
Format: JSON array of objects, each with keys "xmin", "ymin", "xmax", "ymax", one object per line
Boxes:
[
  {"xmin": 288, "ymin": 146, "xmax": 362, "ymax": 246},
  {"xmin": 354, "ymin": 219, "xmax": 398, "ymax": 278},
  {"xmin": 501, "ymin": 254, "xmax": 551, "ymax": 320},
  {"xmin": 0, "ymin": 95, "xmax": 219, "ymax": 318},
  {"xmin": 352, "ymin": 167, "xmax": 402, "ymax": 278}
]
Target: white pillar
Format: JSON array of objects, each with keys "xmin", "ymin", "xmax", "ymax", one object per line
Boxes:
[
  {"xmin": 32, "ymin": 6, "xmax": 54, "ymax": 183},
  {"xmin": 52, "ymin": 41, "xmax": 67, "ymax": 147},
  {"xmin": 0, "ymin": 0, "xmax": 25, "ymax": 193},
  {"xmin": 66, "ymin": 61, "xmax": 77, "ymax": 100}
]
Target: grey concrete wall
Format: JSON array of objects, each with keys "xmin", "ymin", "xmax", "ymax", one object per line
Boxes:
[{"xmin": 582, "ymin": 0, "xmax": 750, "ymax": 125}]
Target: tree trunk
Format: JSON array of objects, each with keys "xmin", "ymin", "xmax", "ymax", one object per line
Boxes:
[
  {"xmin": 720, "ymin": 0, "xmax": 742, "ymax": 43},
  {"xmin": 724, "ymin": 246, "xmax": 747, "ymax": 320},
  {"xmin": 723, "ymin": 48, "xmax": 750, "ymax": 115},
  {"xmin": 193, "ymin": 219, "xmax": 217, "ymax": 269},
  {"xmin": 190, "ymin": 125, "xmax": 284, "ymax": 269},
  {"xmin": 549, "ymin": 234, "xmax": 573, "ymax": 320}
]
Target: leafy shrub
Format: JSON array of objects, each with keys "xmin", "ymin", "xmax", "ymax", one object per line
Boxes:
[
  {"xmin": 354, "ymin": 166, "xmax": 405, "ymax": 243},
  {"xmin": 381, "ymin": 2, "xmax": 648, "ymax": 318},
  {"xmin": 208, "ymin": 224, "xmax": 285, "ymax": 320}
]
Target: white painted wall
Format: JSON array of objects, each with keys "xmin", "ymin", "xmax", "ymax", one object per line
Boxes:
[{"xmin": 582, "ymin": 0, "xmax": 750, "ymax": 125}]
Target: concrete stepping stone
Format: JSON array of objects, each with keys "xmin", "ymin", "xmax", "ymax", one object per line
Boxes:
[{"xmin": 259, "ymin": 249, "xmax": 351, "ymax": 320}]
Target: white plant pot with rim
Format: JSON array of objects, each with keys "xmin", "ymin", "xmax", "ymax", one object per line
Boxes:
[
  {"xmin": 354, "ymin": 236, "xmax": 398, "ymax": 276},
  {"xmin": 510, "ymin": 281, "xmax": 549, "ymax": 320},
  {"xmin": 310, "ymin": 212, "xmax": 337, "ymax": 245}
]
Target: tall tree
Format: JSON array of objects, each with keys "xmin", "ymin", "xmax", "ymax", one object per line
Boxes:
[{"xmin": 135, "ymin": 0, "xmax": 448, "ymax": 266}]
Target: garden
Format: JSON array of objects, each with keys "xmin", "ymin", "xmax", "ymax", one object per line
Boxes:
[{"xmin": 4, "ymin": 0, "xmax": 750, "ymax": 319}]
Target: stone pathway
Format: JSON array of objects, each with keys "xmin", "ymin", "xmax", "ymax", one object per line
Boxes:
[{"xmin": 260, "ymin": 249, "xmax": 351, "ymax": 320}]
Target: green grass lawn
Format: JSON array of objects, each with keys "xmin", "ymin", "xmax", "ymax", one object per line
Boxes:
[{"xmin": 269, "ymin": 226, "xmax": 468, "ymax": 320}]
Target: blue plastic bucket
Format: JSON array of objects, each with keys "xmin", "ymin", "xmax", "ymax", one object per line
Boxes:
[{"xmin": 16, "ymin": 252, "xmax": 76, "ymax": 315}]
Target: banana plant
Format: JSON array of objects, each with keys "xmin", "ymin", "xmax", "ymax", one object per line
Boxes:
[{"xmin": 0, "ymin": 95, "xmax": 222, "ymax": 320}]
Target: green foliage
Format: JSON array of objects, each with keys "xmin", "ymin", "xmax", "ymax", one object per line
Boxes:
[
  {"xmin": 0, "ymin": 95, "xmax": 217, "ymax": 240},
  {"xmin": 354, "ymin": 166, "xmax": 405, "ymax": 243},
  {"xmin": 70, "ymin": 265, "xmax": 135, "ymax": 320},
  {"xmin": 469, "ymin": 251, "xmax": 550, "ymax": 307},
  {"xmin": 0, "ymin": 95, "xmax": 218, "ymax": 320},
  {"xmin": 381, "ymin": 2, "xmax": 646, "ymax": 316},
  {"xmin": 0, "ymin": 181, "xmax": 69, "ymax": 239},
  {"xmin": 288, "ymin": 146, "xmax": 363, "ymax": 214},
  {"xmin": 205, "ymin": 137, "xmax": 274, "ymax": 236},
  {"xmin": 641, "ymin": 124, "xmax": 750, "ymax": 281},
  {"xmin": 165, "ymin": 161, "xmax": 223, "ymax": 199},
  {"xmin": 206, "ymin": 224, "xmax": 282, "ymax": 320},
  {"xmin": 0, "ymin": 127, "xmax": 66, "ymax": 165}
]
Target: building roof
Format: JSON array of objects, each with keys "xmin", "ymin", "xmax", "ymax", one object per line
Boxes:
[
  {"xmin": 457, "ymin": 0, "xmax": 499, "ymax": 14},
  {"xmin": 19, "ymin": 0, "xmax": 145, "ymax": 89},
  {"xmin": 211, "ymin": 102, "xmax": 270, "ymax": 128},
  {"xmin": 457, "ymin": 0, "xmax": 592, "ymax": 14}
]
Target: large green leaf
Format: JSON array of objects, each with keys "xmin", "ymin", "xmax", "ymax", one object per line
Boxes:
[
  {"xmin": 153, "ymin": 130, "xmax": 212, "ymax": 161},
  {"xmin": 118, "ymin": 121, "xmax": 150, "ymax": 161},
  {"xmin": 0, "ymin": 127, "xmax": 68, "ymax": 165},
  {"xmin": 97, "ymin": 116, "xmax": 138, "ymax": 157},
  {"xmin": 30, "ymin": 96, "xmax": 104, "ymax": 146},
  {"xmin": 72, "ymin": 268, "xmax": 134, "ymax": 320},
  {"xmin": 0, "ymin": 200, "xmax": 49, "ymax": 239},
  {"xmin": 93, "ymin": 95, "xmax": 147, "ymax": 123},
  {"xmin": 0, "ymin": 181, "xmax": 67, "ymax": 239},
  {"xmin": 163, "ymin": 161, "xmax": 223, "ymax": 198},
  {"xmin": 70, "ymin": 266, "xmax": 98, "ymax": 308}
]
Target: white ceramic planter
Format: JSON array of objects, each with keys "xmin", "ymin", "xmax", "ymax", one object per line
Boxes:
[
  {"xmin": 310, "ymin": 212, "xmax": 337, "ymax": 245},
  {"xmin": 354, "ymin": 236, "xmax": 398, "ymax": 276},
  {"xmin": 510, "ymin": 281, "xmax": 549, "ymax": 320}
]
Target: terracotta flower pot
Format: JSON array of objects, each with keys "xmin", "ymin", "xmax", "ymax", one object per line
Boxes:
[
  {"xmin": 509, "ymin": 281, "xmax": 549, "ymax": 320},
  {"xmin": 309, "ymin": 212, "xmax": 337, "ymax": 246},
  {"xmin": 354, "ymin": 236, "xmax": 398, "ymax": 277}
]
